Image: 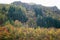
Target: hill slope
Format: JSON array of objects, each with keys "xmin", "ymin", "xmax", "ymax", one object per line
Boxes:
[{"xmin": 0, "ymin": 1, "xmax": 60, "ymax": 28}]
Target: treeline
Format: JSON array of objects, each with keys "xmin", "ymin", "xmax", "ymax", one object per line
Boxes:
[{"xmin": 0, "ymin": 4, "xmax": 60, "ymax": 28}]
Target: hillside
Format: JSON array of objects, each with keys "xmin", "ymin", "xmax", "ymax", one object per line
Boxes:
[
  {"xmin": 12, "ymin": 1, "xmax": 60, "ymax": 20},
  {"xmin": 0, "ymin": 1, "xmax": 60, "ymax": 28}
]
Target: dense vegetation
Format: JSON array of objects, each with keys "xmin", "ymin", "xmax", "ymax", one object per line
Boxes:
[
  {"xmin": 0, "ymin": 24, "xmax": 60, "ymax": 40},
  {"xmin": 0, "ymin": 1, "xmax": 60, "ymax": 40},
  {"xmin": 0, "ymin": 1, "xmax": 60, "ymax": 28}
]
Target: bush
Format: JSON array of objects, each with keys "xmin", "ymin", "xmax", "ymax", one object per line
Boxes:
[{"xmin": 0, "ymin": 25, "xmax": 60, "ymax": 40}]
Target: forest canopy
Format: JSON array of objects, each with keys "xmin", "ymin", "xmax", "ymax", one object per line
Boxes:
[{"xmin": 0, "ymin": 1, "xmax": 60, "ymax": 28}]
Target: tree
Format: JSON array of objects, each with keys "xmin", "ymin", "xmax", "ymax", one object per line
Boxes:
[
  {"xmin": 34, "ymin": 8, "xmax": 43, "ymax": 17},
  {"xmin": 0, "ymin": 6, "xmax": 7, "ymax": 26},
  {"xmin": 8, "ymin": 6, "xmax": 28, "ymax": 23}
]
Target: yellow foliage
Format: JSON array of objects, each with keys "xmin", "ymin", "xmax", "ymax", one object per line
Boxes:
[{"xmin": 0, "ymin": 25, "xmax": 60, "ymax": 40}]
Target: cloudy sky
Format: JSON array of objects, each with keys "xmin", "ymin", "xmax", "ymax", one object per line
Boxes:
[{"xmin": 0, "ymin": 0, "xmax": 60, "ymax": 9}]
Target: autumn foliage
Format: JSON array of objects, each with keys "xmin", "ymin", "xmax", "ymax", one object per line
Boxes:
[{"xmin": 0, "ymin": 24, "xmax": 60, "ymax": 40}]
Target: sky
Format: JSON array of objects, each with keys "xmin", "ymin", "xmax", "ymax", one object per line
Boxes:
[{"xmin": 0, "ymin": 0, "xmax": 60, "ymax": 9}]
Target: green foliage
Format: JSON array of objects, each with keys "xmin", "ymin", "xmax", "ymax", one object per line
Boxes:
[
  {"xmin": 0, "ymin": 3, "xmax": 60, "ymax": 28},
  {"xmin": 34, "ymin": 7, "xmax": 43, "ymax": 17},
  {"xmin": 27, "ymin": 18, "xmax": 37, "ymax": 28},
  {"xmin": 8, "ymin": 6, "xmax": 28, "ymax": 23},
  {"xmin": 0, "ymin": 6, "xmax": 8, "ymax": 25}
]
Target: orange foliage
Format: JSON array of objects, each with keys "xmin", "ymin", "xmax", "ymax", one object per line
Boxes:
[{"xmin": 0, "ymin": 25, "xmax": 60, "ymax": 40}]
